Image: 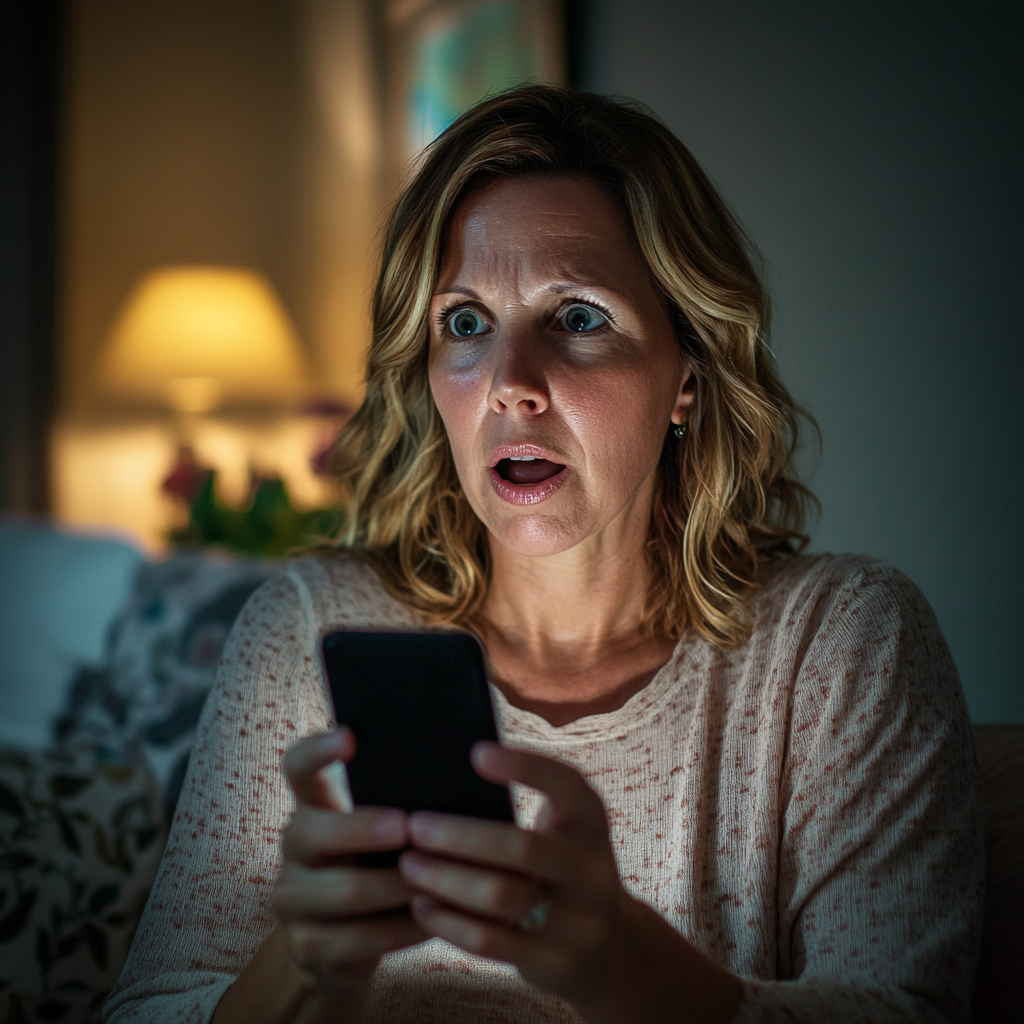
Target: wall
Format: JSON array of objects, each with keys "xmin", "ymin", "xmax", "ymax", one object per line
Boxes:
[
  {"xmin": 61, "ymin": 0, "xmax": 381, "ymax": 416},
  {"xmin": 54, "ymin": 0, "xmax": 382, "ymax": 549},
  {"xmin": 583, "ymin": 0, "xmax": 1023, "ymax": 720},
  {"xmin": 50, "ymin": 0, "xmax": 1024, "ymax": 714},
  {"xmin": 63, "ymin": 0, "xmax": 302, "ymax": 415},
  {"xmin": 0, "ymin": 1, "xmax": 60, "ymax": 513}
]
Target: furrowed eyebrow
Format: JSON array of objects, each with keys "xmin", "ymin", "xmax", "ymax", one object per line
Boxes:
[
  {"xmin": 432, "ymin": 281, "xmax": 626, "ymax": 301},
  {"xmin": 432, "ymin": 284, "xmax": 482, "ymax": 300}
]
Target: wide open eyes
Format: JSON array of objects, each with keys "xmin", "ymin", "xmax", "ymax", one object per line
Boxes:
[
  {"xmin": 559, "ymin": 303, "xmax": 608, "ymax": 333},
  {"xmin": 446, "ymin": 307, "xmax": 489, "ymax": 338},
  {"xmin": 439, "ymin": 300, "xmax": 610, "ymax": 339}
]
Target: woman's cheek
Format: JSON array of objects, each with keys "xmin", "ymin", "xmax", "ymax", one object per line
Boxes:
[
  {"xmin": 558, "ymin": 370, "xmax": 664, "ymax": 481},
  {"xmin": 429, "ymin": 362, "xmax": 490, "ymax": 485}
]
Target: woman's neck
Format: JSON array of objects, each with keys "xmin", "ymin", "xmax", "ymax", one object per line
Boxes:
[
  {"xmin": 482, "ymin": 532, "xmax": 649, "ymax": 653},
  {"xmin": 477, "ymin": 528, "xmax": 678, "ymax": 726}
]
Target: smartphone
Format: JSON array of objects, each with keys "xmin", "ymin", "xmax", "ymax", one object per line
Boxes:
[{"xmin": 320, "ymin": 629, "xmax": 515, "ymax": 867}]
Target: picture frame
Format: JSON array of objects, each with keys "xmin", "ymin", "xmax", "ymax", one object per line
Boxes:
[{"xmin": 382, "ymin": 0, "xmax": 566, "ymax": 186}]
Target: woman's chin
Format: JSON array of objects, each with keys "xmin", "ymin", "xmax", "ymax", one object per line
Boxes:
[{"xmin": 483, "ymin": 509, "xmax": 594, "ymax": 560}]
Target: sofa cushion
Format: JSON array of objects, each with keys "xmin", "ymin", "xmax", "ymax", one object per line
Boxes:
[
  {"xmin": 56, "ymin": 551, "xmax": 274, "ymax": 814},
  {"xmin": 972, "ymin": 724, "xmax": 1024, "ymax": 1023},
  {"xmin": 0, "ymin": 519, "xmax": 142, "ymax": 750},
  {"xmin": 0, "ymin": 743, "xmax": 165, "ymax": 1023}
]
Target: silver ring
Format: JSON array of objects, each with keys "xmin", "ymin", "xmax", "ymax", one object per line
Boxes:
[{"xmin": 520, "ymin": 898, "xmax": 551, "ymax": 931}]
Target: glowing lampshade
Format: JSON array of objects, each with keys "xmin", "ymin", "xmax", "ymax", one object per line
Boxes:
[{"xmin": 101, "ymin": 266, "xmax": 308, "ymax": 414}]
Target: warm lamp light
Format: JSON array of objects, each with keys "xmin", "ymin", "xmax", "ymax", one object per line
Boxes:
[{"xmin": 100, "ymin": 266, "xmax": 308, "ymax": 414}]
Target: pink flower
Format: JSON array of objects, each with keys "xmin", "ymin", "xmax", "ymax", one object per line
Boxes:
[{"xmin": 162, "ymin": 446, "xmax": 212, "ymax": 503}]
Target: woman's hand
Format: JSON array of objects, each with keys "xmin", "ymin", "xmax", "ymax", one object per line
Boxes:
[
  {"xmin": 273, "ymin": 729, "xmax": 428, "ymax": 991},
  {"xmin": 398, "ymin": 743, "xmax": 742, "ymax": 1024}
]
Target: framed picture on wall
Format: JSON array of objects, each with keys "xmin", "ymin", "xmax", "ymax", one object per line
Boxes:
[{"xmin": 383, "ymin": 0, "xmax": 566, "ymax": 185}]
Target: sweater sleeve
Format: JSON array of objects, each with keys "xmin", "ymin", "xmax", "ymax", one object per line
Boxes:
[
  {"xmin": 104, "ymin": 568, "xmax": 333, "ymax": 1023},
  {"xmin": 734, "ymin": 561, "xmax": 985, "ymax": 1023}
]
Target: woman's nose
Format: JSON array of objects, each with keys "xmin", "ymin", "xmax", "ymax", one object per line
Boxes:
[{"xmin": 487, "ymin": 332, "xmax": 550, "ymax": 416}]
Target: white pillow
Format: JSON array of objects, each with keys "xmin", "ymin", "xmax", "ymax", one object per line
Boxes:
[{"xmin": 0, "ymin": 518, "xmax": 143, "ymax": 750}]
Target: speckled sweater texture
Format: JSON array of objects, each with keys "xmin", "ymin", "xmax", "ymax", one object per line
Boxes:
[{"xmin": 104, "ymin": 553, "xmax": 984, "ymax": 1024}]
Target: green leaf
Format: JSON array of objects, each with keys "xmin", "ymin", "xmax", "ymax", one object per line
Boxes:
[
  {"xmin": 82, "ymin": 921, "xmax": 107, "ymax": 970},
  {"xmin": 34, "ymin": 998, "xmax": 70, "ymax": 1021},
  {"xmin": 0, "ymin": 888, "xmax": 37, "ymax": 943},
  {"xmin": 35, "ymin": 926, "xmax": 52, "ymax": 973},
  {"xmin": 56, "ymin": 814, "xmax": 80, "ymax": 855},
  {"xmin": 0, "ymin": 851, "xmax": 35, "ymax": 871},
  {"xmin": 87, "ymin": 885, "xmax": 119, "ymax": 915},
  {"xmin": 48, "ymin": 775, "xmax": 92, "ymax": 800},
  {"xmin": 0, "ymin": 782, "xmax": 25, "ymax": 818}
]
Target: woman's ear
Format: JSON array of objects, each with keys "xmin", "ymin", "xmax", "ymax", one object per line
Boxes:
[{"xmin": 670, "ymin": 361, "xmax": 697, "ymax": 426}]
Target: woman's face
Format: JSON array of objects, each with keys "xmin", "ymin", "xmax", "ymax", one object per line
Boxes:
[{"xmin": 428, "ymin": 175, "xmax": 692, "ymax": 559}]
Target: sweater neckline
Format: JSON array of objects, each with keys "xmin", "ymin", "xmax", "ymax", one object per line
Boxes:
[{"xmin": 490, "ymin": 633, "xmax": 697, "ymax": 744}]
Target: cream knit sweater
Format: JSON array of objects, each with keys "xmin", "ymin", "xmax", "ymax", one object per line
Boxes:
[{"xmin": 105, "ymin": 552, "xmax": 984, "ymax": 1024}]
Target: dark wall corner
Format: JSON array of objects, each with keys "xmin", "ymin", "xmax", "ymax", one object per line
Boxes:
[
  {"xmin": 0, "ymin": 0, "xmax": 62, "ymax": 514},
  {"xmin": 564, "ymin": 0, "xmax": 589, "ymax": 89}
]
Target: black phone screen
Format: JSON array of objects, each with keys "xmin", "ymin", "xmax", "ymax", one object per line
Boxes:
[{"xmin": 320, "ymin": 630, "xmax": 514, "ymax": 865}]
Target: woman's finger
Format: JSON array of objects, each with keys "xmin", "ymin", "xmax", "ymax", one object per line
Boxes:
[
  {"xmin": 287, "ymin": 911, "xmax": 428, "ymax": 981},
  {"xmin": 283, "ymin": 729, "xmax": 356, "ymax": 809},
  {"xmin": 406, "ymin": 811, "xmax": 569, "ymax": 882},
  {"xmin": 398, "ymin": 849, "xmax": 543, "ymax": 927},
  {"xmin": 471, "ymin": 743, "xmax": 609, "ymax": 837},
  {"xmin": 410, "ymin": 894, "xmax": 618, "ymax": 996},
  {"xmin": 274, "ymin": 863, "xmax": 417, "ymax": 920},
  {"xmin": 282, "ymin": 806, "xmax": 408, "ymax": 864},
  {"xmin": 409, "ymin": 895, "xmax": 564, "ymax": 972}
]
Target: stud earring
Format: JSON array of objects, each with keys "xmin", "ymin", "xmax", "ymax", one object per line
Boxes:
[{"xmin": 673, "ymin": 422, "xmax": 687, "ymax": 439}]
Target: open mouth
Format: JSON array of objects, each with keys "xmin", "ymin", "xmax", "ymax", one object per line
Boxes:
[
  {"xmin": 487, "ymin": 451, "xmax": 569, "ymax": 505},
  {"xmin": 494, "ymin": 456, "xmax": 566, "ymax": 484}
]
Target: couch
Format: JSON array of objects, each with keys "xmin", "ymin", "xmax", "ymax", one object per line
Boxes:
[{"xmin": 0, "ymin": 517, "xmax": 1020, "ymax": 1021}]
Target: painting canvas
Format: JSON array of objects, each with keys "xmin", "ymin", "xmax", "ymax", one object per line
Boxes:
[{"xmin": 385, "ymin": 0, "xmax": 565, "ymax": 181}]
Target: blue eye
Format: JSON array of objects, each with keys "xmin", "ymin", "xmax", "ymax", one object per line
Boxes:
[
  {"xmin": 447, "ymin": 308, "xmax": 488, "ymax": 337},
  {"xmin": 560, "ymin": 303, "xmax": 607, "ymax": 333}
]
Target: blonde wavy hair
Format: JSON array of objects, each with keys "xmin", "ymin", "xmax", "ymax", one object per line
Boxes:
[{"xmin": 329, "ymin": 84, "xmax": 815, "ymax": 646}]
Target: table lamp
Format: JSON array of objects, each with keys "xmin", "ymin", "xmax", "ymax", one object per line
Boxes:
[{"xmin": 100, "ymin": 265, "xmax": 308, "ymax": 415}]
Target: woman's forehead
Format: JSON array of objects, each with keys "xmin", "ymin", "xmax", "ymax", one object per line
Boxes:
[{"xmin": 437, "ymin": 176, "xmax": 650, "ymax": 296}]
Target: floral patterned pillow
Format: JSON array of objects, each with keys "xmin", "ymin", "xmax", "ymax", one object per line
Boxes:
[
  {"xmin": 0, "ymin": 743, "xmax": 164, "ymax": 1023},
  {"xmin": 56, "ymin": 551, "xmax": 274, "ymax": 816}
]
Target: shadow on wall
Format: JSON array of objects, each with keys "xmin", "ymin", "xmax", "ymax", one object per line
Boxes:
[{"xmin": 582, "ymin": 0, "xmax": 1023, "ymax": 721}]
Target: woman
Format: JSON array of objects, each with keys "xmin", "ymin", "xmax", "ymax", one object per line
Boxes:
[{"xmin": 106, "ymin": 86, "xmax": 983, "ymax": 1024}]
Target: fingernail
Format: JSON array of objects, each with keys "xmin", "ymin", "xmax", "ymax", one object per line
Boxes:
[
  {"xmin": 470, "ymin": 742, "xmax": 508, "ymax": 781},
  {"xmin": 398, "ymin": 850, "xmax": 427, "ymax": 879},
  {"xmin": 410, "ymin": 894, "xmax": 438, "ymax": 918},
  {"xmin": 318, "ymin": 729, "xmax": 346, "ymax": 754},
  {"xmin": 470, "ymin": 740, "xmax": 500, "ymax": 769},
  {"xmin": 408, "ymin": 811, "xmax": 443, "ymax": 843},
  {"xmin": 372, "ymin": 809, "xmax": 407, "ymax": 842}
]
